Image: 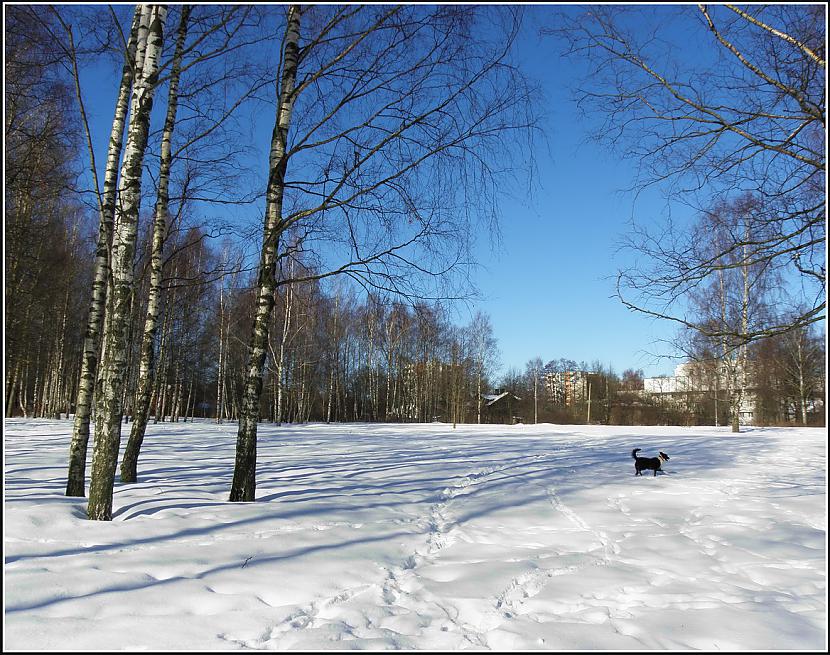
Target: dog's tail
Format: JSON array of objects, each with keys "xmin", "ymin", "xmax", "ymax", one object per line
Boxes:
[{"xmin": 631, "ymin": 448, "xmax": 641, "ymax": 459}]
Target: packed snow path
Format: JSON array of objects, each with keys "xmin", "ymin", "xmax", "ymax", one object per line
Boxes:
[{"xmin": 4, "ymin": 420, "xmax": 826, "ymax": 650}]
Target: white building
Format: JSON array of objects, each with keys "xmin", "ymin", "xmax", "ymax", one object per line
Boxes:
[{"xmin": 643, "ymin": 362, "xmax": 757, "ymax": 424}]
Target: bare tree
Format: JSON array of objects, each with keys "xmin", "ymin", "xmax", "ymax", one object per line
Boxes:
[
  {"xmin": 468, "ymin": 311, "xmax": 500, "ymax": 424},
  {"xmin": 229, "ymin": 4, "xmax": 536, "ymax": 501},
  {"xmin": 60, "ymin": 6, "xmax": 144, "ymax": 497},
  {"xmin": 525, "ymin": 357, "xmax": 544, "ymax": 425},
  {"xmin": 229, "ymin": 4, "xmax": 302, "ymax": 501},
  {"xmin": 551, "ymin": 5, "xmax": 825, "ymax": 346},
  {"xmin": 777, "ymin": 323, "xmax": 825, "ymax": 425},
  {"xmin": 54, "ymin": 3, "xmax": 268, "ymax": 493},
  {"xmin": 87, "ymin": 5, "xmax": 169, "ymax": 521},
  {"xmin": 448, "ymin": 330, "xmax": 470, "ymax": 429},
  {"xmin": 120, "ymin": 6, "xmax": 191, "ymax": 484},
  {"xmin": 674, "ymin": 194, "xmax": 781, "ymax": 431}
]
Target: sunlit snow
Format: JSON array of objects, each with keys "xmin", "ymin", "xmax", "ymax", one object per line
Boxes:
[{"xmin": 4, "ymin": 419, "xmax": 826, "ymax": 650}]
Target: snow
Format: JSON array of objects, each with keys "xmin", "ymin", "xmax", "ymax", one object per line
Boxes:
[{"xmin": 4, "ymin": 419, "xmax": 827, "ymax": 650}]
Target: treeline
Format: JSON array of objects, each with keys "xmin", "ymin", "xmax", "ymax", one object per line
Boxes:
[
  {"xmin": 5, "ymin": 4, "xmax": 824, "ymax": 437},
  {"xmin": 5, "ymin": 173, "xmax": 504, "ymax": 426},
  {"xmin": 6, "ymin": 5, "xmax": 90, "ymax": 420},
  {"xmin": 5, "ymin": 3, "xmax": 509, "ymax": 428},
  {"xmin": 184, "ymin": 255, "xmax": 503, "ymax": 427},
  {"xmin": 500, "ymin": 337, "xmax": 825, "ymax": 428}
]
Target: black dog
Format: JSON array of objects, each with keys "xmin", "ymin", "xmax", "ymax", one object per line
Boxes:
[{"xmin": 631, "ymin": 448, "xmax": 669, "ymax": 476}]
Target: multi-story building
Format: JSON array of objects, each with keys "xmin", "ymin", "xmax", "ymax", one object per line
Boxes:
[
  {"xmin": 643, "ymin": 362, "xmax": 757, "ymax": 424},
  {"xmin": 544, "ymin": 370, "xmax": 592, "ymax": 407}
]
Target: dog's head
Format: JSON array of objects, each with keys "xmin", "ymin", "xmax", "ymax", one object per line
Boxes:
[{"xmin": 658, "ymin": 452, "xmax": 670, "ymax": 461}]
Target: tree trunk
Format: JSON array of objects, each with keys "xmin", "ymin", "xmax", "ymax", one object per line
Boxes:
[
  {"xmin": 184, "ymin": 374, "xmax": 194, "ymax": 422},
  {"xmin": 121, "ymin": 6, "xmax": 189, "ymax": 483},
  {"xmin": 477, "ymin": 366, "xmax": 482, "ymax": 425},
  {"xmin": 87, "ymin": 6, "xmax": 168, "ymax": 520},
  {"xmin": 20, "ymin": 359, "xmax": 30, "ymax": 418},
  {"xmin": 6, "ymin": 360, "xmax": 20, "ymax": 419},
  {"xmin": 66, "ymin": 7, "xmax": 142, "ymax": 497},
  {"xmin": 172, "ymin": 363, "xmax": 182, "ymax": 422},
  {"xmin": 230, "ymin": 5, "xmax": 301, "ymax": 502},
  {"xmin": 534, "ymin": 370, "xmax": 539, "ymax": 424},
  {"xmin": 275, "ymin": 268, "xmax": 294, "ymax": 424},
  {"xmin": 150, "ymin": 296, "xmax": 172, "ymax": 422},
  {"xmin": 733, "ymin": 218, "xmax": 751, "ymax": 433},
  {"xmin": 797, "ymin": 338, "xmax": 808, "ymax": 424}
]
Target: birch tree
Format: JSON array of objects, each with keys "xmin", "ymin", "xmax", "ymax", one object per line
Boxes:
[
  {"xmin": 61, "ymin": 7, "xmax": 142, "ymax": 497},
  {"xmin": 777, "ymin": 324, "xmax": 825, "ymax": 425},
  {"xmin": 87, "ymin": 5, "xmax": 168, "ymax": 521},
  {"xmin": 229, "ymin": 4, "xmax": 536, "ymax": 500},
  {"xmin": 552, "ymin": 4, "xmax": 825, "ymax": 345},
  {"xmin": 469, "ymin": 311, "xmax": 500, "ymax": 424},
  {"xmin": 680, "ymin": 194, "xmax": 779, "ymax": 431},
  {"xmin": 56, "ymin": 3, "xmax": 263, "ymax": 492},
  {"xmin": 229, "ymin": 4, "xmax": 301, "ymax": 501},
  {"xmin": 120, "ymin": 5, "xmax": 190, "ymax": 484},
  {"xmin": 526, "ymin": 357, "xmax": 544, "ymax": 425}
]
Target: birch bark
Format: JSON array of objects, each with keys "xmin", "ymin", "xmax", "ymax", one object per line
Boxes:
[
  {"xmin": 87, "ymin": 5, "xmax": 168, "ymax": 520},
  {"xmin": 229, "ymin": 5, "xmax": 301, "ymax": 502},
  {"xmin": 66, "ymin": 7, "xmax": 141, "ymax": 497},
  {"xmin": 733, "ymin": 218, "xmax": 751, "ymax": 433},
  {"xmin": 275, "ymin": 270, "xmax": 294, "ymax": 425},
  {"xmin": 216, "ymin": 269, "xmax": 226, "ymax": 423},
  {"xmin": 121, "ymin": 6, "xmax": 190, "ymax": 483}
]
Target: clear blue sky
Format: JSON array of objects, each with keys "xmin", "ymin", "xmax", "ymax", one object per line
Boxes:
[
  {"xmin": 460, "ymin": 8, "xmax": 686, "ymax": 379},
  {"xmin": 78, "ymin": 4, "xmax": 692, "ymax": 380}
]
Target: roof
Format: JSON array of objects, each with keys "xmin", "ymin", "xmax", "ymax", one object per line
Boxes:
[{"xmin": 483, "ymin": 391, "xmax": 521, "ymax": 406}]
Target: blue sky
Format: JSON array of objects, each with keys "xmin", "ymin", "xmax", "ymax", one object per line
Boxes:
[
  {"xmin": 76, "ymin": 4, "xmax": 700, "ymax": 380},
  {"xmin": 461, "ymin": 8, "xmax": 687, "ymax": 378}
]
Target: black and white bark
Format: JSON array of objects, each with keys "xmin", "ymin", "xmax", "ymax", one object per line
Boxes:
[
  {"xmin": 121, "ymin": 5, "xmax": 190, "ymax": 484},
  {"xmin": 65, "ymin": 7, "xmax": 142, "ymax": 497},
  {"xmin": 87, "ymin": 5, "xmax": 168, "ymax": 521},
  {"xmin": 273, "ymin": 257, "xmax": 296, "ymax": 425},
  {"xmin": 215, "ymin": 269, "xmax": 226, "ymax": 423},
  {"xmin": 229, "ymin": 4, "xmax": 301, "ymax": 502}
]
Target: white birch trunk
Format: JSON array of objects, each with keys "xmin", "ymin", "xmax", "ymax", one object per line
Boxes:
[
  {"xmin": 534, "ymin": 370, "xmax": 539, "ymax": 425},
  {"xmin": 230, "ymin": 5, "xmax": 301, "ymax": 502},
  {"xmin": 276, "ymin": 277, "xmax": 293, "ymax": 425},
  {"xmin": 87, "ymin": 5, "xmax": 168, "ymax": 520},
  {"xmin": 216, "ymin": 273, "xmax": 226, "ymax": 423},
  {"xmin": 733, "ymin": 218, "xmax": 751, "ymax": 433},
  {"xmin": 796, "ymin": 339, "xmax": 808, "ymax": 424},
  {"xmin": 121, "ymin": 6, "xmax": 189, "ymax": 482},
  {"xmin": 66, "ymin": 7, "xmax": 142, "ymax": 497}
]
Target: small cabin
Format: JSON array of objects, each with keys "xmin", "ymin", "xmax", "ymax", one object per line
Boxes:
[{"xmin": 481, "ymin": 388, "xmax": 522, "ymax": 424}]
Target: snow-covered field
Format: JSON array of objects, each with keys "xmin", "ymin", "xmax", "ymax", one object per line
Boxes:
[{"xmin": 4, "ymin": 419, "xmax": 827, "ymax": 651}]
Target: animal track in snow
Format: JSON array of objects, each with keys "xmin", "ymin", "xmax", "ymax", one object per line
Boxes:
[
  {"xmin": 488, "ymin": 482, "xmax": 623, "ymax": 623},
  {"xmin": 544, "ymin": 484, "xmax": 620, "ymax": 561},
  {"xmin": 244, "ymin": 584, "xmax": 374, "ymax": 648},
  {"xmin": 495, "ymin": 562, "xmax": 582, "ymax": 619},
  {"xmin": 373, "ymin": 459, "xmax": 541, "ymax": 644}
]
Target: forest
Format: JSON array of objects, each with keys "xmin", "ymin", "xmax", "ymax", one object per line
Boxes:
[{"xmin": 6, "ymin": 4, "xmax": 523, "ymax": 428}]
